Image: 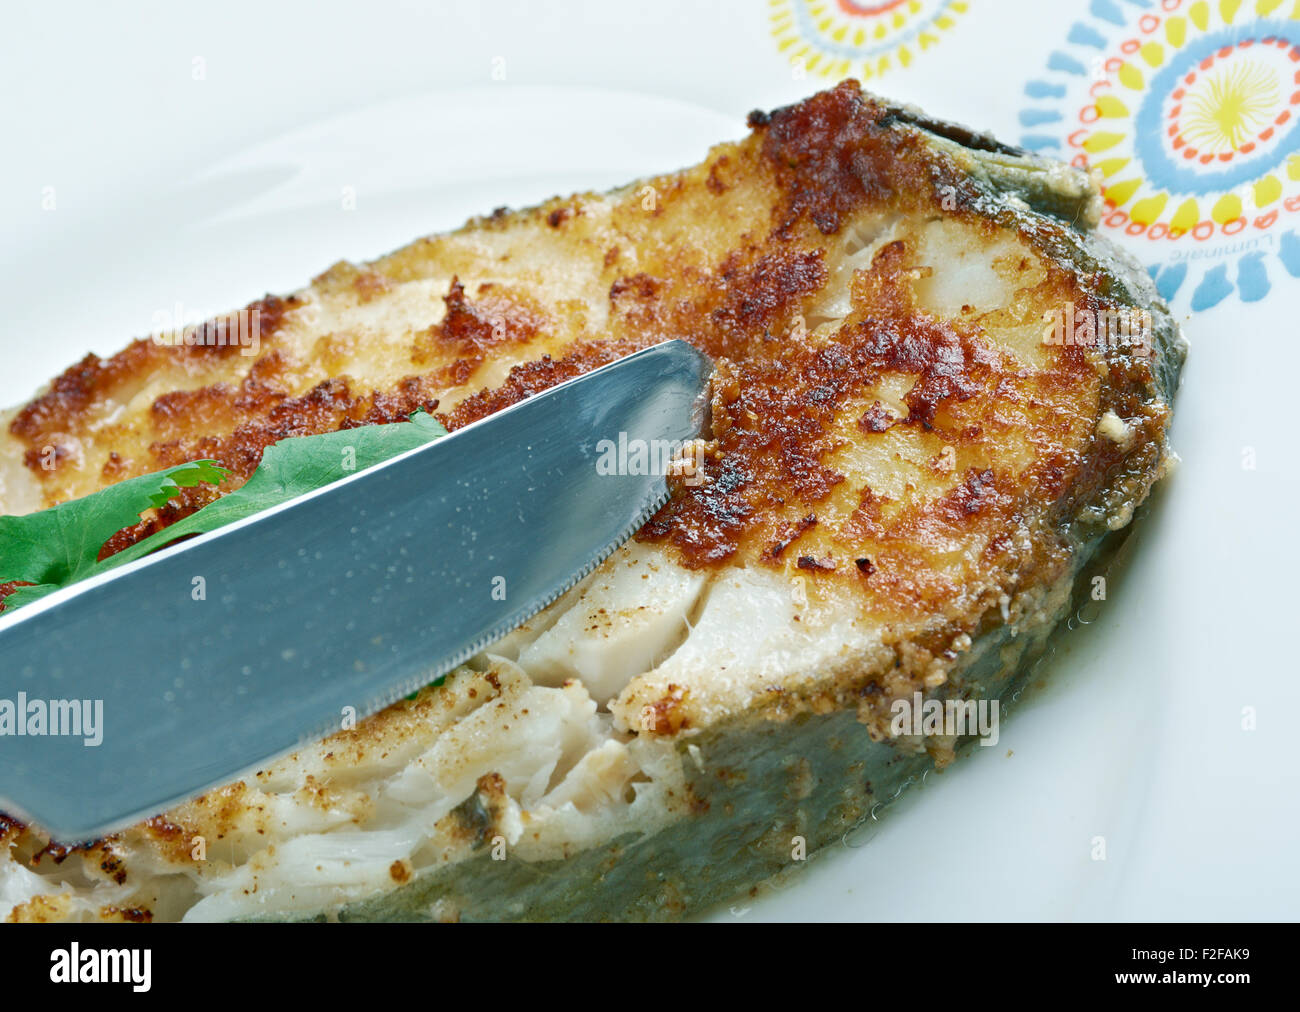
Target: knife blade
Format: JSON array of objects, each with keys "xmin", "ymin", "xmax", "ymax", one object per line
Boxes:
[{"xmin": 0, "ymin": 339, "xmax": 712, "ymax": 840}]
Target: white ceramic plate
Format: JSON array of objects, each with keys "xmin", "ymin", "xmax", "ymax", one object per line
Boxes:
[{"xmin": 3, "ymin": 3, "xmax": 1297, "ymax": 922}]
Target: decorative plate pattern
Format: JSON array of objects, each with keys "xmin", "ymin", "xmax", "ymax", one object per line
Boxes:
[
  {"xmin": 769, "ymin": 0, "xmax": 968, "ymax": 81},
  {"xmin": 1019, "ymin": 0, "xmax": 1300, "ymax": 310}
]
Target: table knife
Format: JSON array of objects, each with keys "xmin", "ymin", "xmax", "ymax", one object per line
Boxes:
[{"xmin": 0, "ymin": 339, "xmax": 712, "ymax": 840}]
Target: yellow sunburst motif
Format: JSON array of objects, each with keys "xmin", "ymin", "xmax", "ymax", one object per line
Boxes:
[
  {"xmin": 768, "ymin": 0, "xmax": 969, "ymax": 82},
  {"xmin": 1052, "ymin": 6, "xmax": 1300, "ymax": 236},
  {"xmin": 1182, "ymin": 60, "xmax": 1282, "ymax": 153},
  {"xmin": 1019, "ymin": 0, "xmax": 1300, "ymax": 308}
]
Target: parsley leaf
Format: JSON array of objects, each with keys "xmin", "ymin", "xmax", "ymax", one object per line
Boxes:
[
  {"xmin": 102, "ymin": 411, "xmax": 447, "ymax": 570},
  {"xmin": 0, "ymin": 461, "xmax": 229, "ymax": 609},
  {"xmin": 0, "ymin": 411, "xmax": 447, "ymax": 613}
]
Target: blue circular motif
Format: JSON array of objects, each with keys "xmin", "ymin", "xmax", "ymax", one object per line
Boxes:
[{"xmin": 1133, "ymin": 22, "xmax": 1300, "ymax": 195}]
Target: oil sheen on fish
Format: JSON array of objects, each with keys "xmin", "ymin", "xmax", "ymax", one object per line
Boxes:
[{"xmin": 0, "ymin": 82, "xmax": 1184, "ymax": 922}]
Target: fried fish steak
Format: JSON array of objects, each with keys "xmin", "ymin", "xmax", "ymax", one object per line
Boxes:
[{"xmin": 0, "ymin": 82, "xmax": 1183, "ymax": 922}]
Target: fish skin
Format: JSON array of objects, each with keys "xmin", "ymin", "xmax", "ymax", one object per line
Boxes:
[{"xmin": 0, "ymin": 81, "xmax": 1183, "ymax": 922}]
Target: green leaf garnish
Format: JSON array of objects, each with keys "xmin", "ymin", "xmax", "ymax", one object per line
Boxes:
[
  {"xmin": 0, "ymin": 411, "xmax": 447, "ymax": 612},
  {"xmin": 0, "ymin": 460, "xmax": 228, "ymax": 593}
]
